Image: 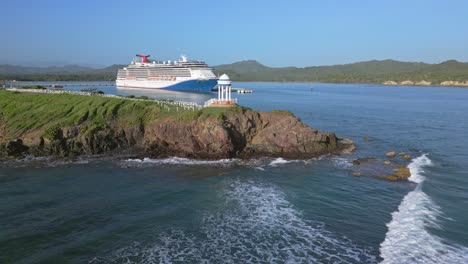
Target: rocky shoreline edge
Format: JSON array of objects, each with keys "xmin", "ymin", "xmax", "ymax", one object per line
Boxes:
[
  {"xmin": 0, "ymin": 91, "xmax": 354, "ymax": 161},
  {"xmin": 382, "ymin": 80, "xmax": 468, "ymax": 87}
]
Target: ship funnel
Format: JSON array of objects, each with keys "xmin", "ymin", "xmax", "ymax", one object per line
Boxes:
[{"xmin": 136, "ymin": 54, "xmax": 150, "ymax": 63}]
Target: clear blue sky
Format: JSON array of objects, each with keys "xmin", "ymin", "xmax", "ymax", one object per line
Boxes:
[{"xmin": 2, "ymin": 0, "xmax": 468, "ymax": 67}]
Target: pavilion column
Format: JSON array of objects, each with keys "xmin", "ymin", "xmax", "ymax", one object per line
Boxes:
[{"xmin": 218, "ymin": 86, "xmax": 220, "ymax": 100}]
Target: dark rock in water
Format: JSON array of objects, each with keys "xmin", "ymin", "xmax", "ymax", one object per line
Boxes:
[
  {"xmin": 352, "ymin": 172, "xmax": 362, "ymax": 177},
  {"xmin": 352, "ymin": 157, "xmax": 376, "ymax": 165},
  {"xmin": 5, "ymin": 139, "xmax": 29, "ymax": 157},
  {"xmin": 393, "ymin": 167, "xmax": 411, "ymax": 179},
  {"xmin": 379, "ymin": 175, "xmax": 399, "ymax": 181},
  {"xmin": 378, "ymin": 167, "xmax": 411, "ymax": 181},
  {"xmin": 349, "ymin": 155, "xmax": 413, "ymax": 182},
  {"xmin": 403, "ymin": 154, "xmax": 412, "ymax": 160},
  {"xmin": 363, "ymin": 137, "xmax": 375, "ymax": 142}
]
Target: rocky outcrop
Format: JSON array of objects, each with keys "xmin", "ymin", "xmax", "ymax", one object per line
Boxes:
[
  {"xmin": 400, "ymin": 80, "xmax": 415, "ymax": 86},
  {"xmin": 382, "ymin": 81, "xmax": 398, "ymax": 85},
  {"xmin": 380, "ymin": 167, "xmax": 411, "ymax": 181},
  {"xmin": 415, "ymin": 80, "xmax": 432, "ymax": 86},
  {"xmin": 440, "ymin": 81, "xmax": 468, "ymax": 87},
  {"xmin": 0, "ymin": 109, "xmax": 353, "ymax": 160},
  {"xmin": 383, "ymin": 80, "xmax": 468, "ymax": 87}
]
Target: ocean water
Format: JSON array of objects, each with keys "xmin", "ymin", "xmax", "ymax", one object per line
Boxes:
[{"xmin": 1, "ymin": 82, "xmax": 468, "ymax": 263}]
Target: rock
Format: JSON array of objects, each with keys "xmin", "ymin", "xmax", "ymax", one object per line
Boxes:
[
  {"xmin": 383, "ymin": 160, "xmax": 391, "ymax": 165},
  {"xmin": 415, "ymin": 81, "xmax": 432, "ymax": 86},
  {"xmin": 440, "ymin": 81, "xmax": 468, "ymax": 87},
  {"xmin": 352, "ymin": 172, "xmax": 361, "ymax": 177},
  {"xmin": 375, "ymin": 165, "xmax": 412, "ymax": 182},
  {"xmin": 0, "ymin": 109, "xmax": 353, "ymax": 160},
  {"xmin": 5, "ymin": 139, "xmax": 29, "ymax": 157},
  {"xmin": 363, "ymin": 137, "xmax": 375, "ymax": 142},
  {"xmin": 393, "ymin": 167, "xmax": 411, "ymax": 179},
  {"xmin": 400, "ymin": 81, "xmax": 415, "ymax": 85},
  {"xmin": 385, "ymin": 175, "xmax": 399, "ymax": 181},
  {"xmin": 352, "ymin": 157, "xmax": 375, "ymax": 166},
  {"xmin": 338, "ymin": 137, "xmax": 355, "ymax": 154},
  {"xmin": 386, "ymin": 151, "xmax": 396, "ymax": 158},
  {"xmin": 398, "ymin": 152, "xmax": 406, "ymax": 157},
  {"xmin": 403, "ymin": 154, "xmax": 412, "ymax": 160},
  {"xmin": 382, "ymin": 81, "xmax": 398, "ymax": 85}
]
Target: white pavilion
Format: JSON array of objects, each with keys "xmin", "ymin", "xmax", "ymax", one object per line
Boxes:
[{"xmin": 204, "ymin": 74, "xmax": 238, "ymax": 107}]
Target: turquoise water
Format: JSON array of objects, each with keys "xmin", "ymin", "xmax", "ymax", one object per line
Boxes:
[{"xmin": 1, "ymin": 83, "xmax": 468, "ymax": 263}]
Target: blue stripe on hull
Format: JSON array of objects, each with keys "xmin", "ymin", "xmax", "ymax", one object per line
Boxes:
[{"xmin": 163, "ymin": 79, "xmax": 218, "ymax": 92}]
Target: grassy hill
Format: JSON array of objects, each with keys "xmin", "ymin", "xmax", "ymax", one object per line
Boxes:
[
  {"xmin": 214, "ymin": 59, "xmax": 468, "ymax": 84},
  {"xmin": 0, "ymin": 90, "xmax": 245, "ymax": 141},
  {"xmin": 0, "ymin": 64, "xmax": 125, "ymax": 81}
]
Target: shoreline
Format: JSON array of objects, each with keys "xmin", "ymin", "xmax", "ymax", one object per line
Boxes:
[
  {"xmin": 4, "ymin": 80, "xmax": 468, "ymax": 89},
  {"xmin": 231, "ymin": 80, "xmax": 468, "ymax": 88}
]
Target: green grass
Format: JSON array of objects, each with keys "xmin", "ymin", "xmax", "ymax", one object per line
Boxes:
[
  {"xmin": 0, "ymin": 91, "xmax": 255, "ymax": 140},
  {"xmin": 164, "ymin": 105, "xmax": 248, "ymax": 123},
  {"xmin": 0, "ymin": 91, "xmax": 166, "ymax": 139}
]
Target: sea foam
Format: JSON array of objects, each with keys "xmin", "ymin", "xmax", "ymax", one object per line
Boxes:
[
  {"xmin": 126, "ymin": 157, "xmax": 237, "ymax": 166},
  {"xmin": 268, "ymin": 157, "xmax": 303, "ymax": 166},
  {"xmin": 92, "ymin": 180, "xmax": 376, "ymax": 263},
  {"xmin": 380, "ymin": 154, "xmax": 468, "ymax": 263}
]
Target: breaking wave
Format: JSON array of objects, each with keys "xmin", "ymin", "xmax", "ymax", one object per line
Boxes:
[
  {"xmin": 125, "ymin": 156, "xmax": 314, "ymax": 169},
  {"xmin": 92, "ymin": 180, "xmax": 376, "ymax": 263},
  {"xmin": 331, "ymin": 157, "xmax": 353, "ymax": 169},
  {"xmin": 126, "ymin": 157, "xmax": 238, "ymax": 166},
  {"xmin": 380, "ymin": 154, "xmax": 468, "ymax": 263},
  {"xmin": 268, "ymin": 157, "xmax": 302, "ymax": 166}
]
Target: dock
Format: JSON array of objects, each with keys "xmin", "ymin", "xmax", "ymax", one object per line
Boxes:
[
  {"xmin": 212, "ymin": 87, "xmax": 253, "ymax": 93},
  {"xmin": 235, "ymin": 88, "xmax": 253, "ymax": 94}
]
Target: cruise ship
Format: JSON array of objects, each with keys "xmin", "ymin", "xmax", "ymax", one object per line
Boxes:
[{"xmin": 116, "ymin": 54, "xmax": 218, "ymax": 92}]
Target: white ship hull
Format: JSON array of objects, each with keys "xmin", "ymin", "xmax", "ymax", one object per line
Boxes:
[{"xmin": 116, "ymin": 78, "xmax": 218, "ymax": 92}]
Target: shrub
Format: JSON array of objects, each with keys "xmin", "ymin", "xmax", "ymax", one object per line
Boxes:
[
  {"xmin": 271, "ymin": 109, "xmax": 293, "ymax": 116},
  {"xmin": 43, "ymin": 125, "xmax": 63, "ymax": 140}
]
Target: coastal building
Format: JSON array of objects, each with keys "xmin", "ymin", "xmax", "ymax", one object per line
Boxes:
[{"xmin": 204, "ymin": 74, "xmax": 238, "ymax": 107}]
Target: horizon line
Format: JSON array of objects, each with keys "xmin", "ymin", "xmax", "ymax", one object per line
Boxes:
[{"xmin": 1, "ymin": 58, "xmax": 466, "ymax": 69}]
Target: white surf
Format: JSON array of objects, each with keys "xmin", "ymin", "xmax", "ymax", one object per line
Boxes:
[
  {"xmin": 380, "ymin": 154, "xmax": 468, "ymax": 263},
  {"xmin": 93, "ymin": 180, "xmax": 376, "ymax": 263}
]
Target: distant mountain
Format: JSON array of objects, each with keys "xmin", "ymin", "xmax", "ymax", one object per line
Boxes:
[
  {"xmin": 0, "ymin": 64, "xmax": 94, "ymax": 75},
  {"xmin": 0, "ymin": 64, "xmax": 125, "ymax": 81},
  {"xmin": 1, "ymin": 60, "xmax": 467, "ymax": 84},
  {"xmin": 213, "ymin": 59, "xmax": 468, "ymax": 84},
  {"xmin": 95, "ymin": 64, "xmax": 126, "ymax": 74}
]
